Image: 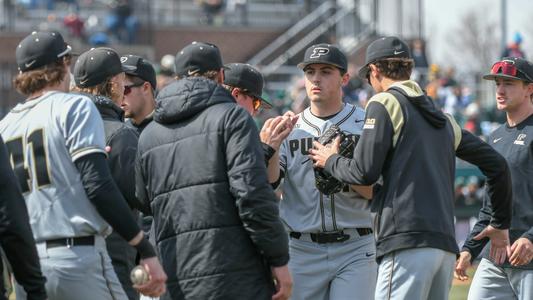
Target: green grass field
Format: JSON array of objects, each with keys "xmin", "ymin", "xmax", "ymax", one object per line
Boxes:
[{"xmin": 449, "ymin": 266, "xmax": 476, "ymax": 300}]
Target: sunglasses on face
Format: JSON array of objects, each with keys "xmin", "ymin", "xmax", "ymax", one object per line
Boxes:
[
  {"xmin": 124, "ymin": 82, "xmax": 144, "ymax": 95},
  {"xmin": 490, "ymin": 60, "xmax": 533, "ymax": 82}
]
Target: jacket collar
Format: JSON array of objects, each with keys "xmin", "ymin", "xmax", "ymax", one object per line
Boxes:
[{"xmin": 85, "ymin": 93, "xmax": 124, "ymax": 121}]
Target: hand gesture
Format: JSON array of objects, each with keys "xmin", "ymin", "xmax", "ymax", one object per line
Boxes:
[
  {"xmin": 271, "ymin": 265, "xmax": 292, "ymax": 300},
  {"xmin": 473, "ymin": 225, "xmax": 511, "ymax": 265},
  {"xmin": 509, "ymin": 237, "xmax": 533, "ymax": 266},
  {"xmin": 260, "ymin": 114, "xmax": 298, "ymax": 151},
  {"xmin": 135, "ymin": 256, "xmax": 167, "ymax": 297},
  {"xmin": 308, "ymin": 136, "xmax": 341, "ymax": 169},
  {"xmin": 454, "ymin": 251, "xmax": 472, "ymax": 281}
]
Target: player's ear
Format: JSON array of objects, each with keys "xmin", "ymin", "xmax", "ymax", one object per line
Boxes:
[
  {"xmin": 231, "ymin": 87, "xmax": 240, "ymax": 98},
  {"xmin": 341, "ymin": 71, "xmax": 350, "ymax": 86}
]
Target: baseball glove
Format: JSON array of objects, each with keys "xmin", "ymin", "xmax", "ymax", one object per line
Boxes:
[{"xmin": 314, "ymin": 125, "xmax": 359, "ymax": 195}]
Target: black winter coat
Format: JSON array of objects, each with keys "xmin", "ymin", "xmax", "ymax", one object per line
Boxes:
[{"xmin": 136, "ymin": 77, "xmax": 289, "ymax": 300}]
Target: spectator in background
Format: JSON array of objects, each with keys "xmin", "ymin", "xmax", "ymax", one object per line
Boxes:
[
  {"xmin": 226, "ymin": 0, "xmax": 248, "ymax": 25},
  {"xmin": 106, "ymin": 0, "xmax": 139, "ymax": 44},
  {"xmin": 63, "ymin": 12, "xmax": 85, "ymax": 40},
  {"xmin": 156, "ymin": 54, "xmax": 175, "ymax": 90},
  {"xmin": 287, "ymin": 76, "xmax": 307, "ymax": 114},
  {"xmin": 196, "ymin": 0, "xmax": 224, "ymax": 25},
  {"xmin": 502, "ymin": 32, "xmax": 526, "ymax": 59},
  {"xmin": 411, "ymin": 39, "xmax": 429, "ymax": 87}
]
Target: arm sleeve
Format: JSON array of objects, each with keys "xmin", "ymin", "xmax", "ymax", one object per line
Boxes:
[
  {"xmin": 324, "ymin": 101, "xmax": 394, "ymax": 185},
  {"xmin": 262, "ymin": 142, "xmax": 276, "ymax": 166},
  {"xmin": 106, "ymin": 127, "xmax": 143, "ymax": 210},
  {"xmin": 0, "ymin": 137, "xmax": 47, "ymax": 299},
  {"xmin": 224, "ymin": 108, "xmax": 289, "ymax": 267},
  {"xmin": 74, "ymin": 152, "xmax": 141, "ymax": 242},
  {"xmin": 455, "ymin": 129, "xmax": 512, "ymax": 229},
  {"xmin": 523, "ymin": 228, "xmax": 533, "ymax": 243},
  {"xmin": 61, "ymin": 96, "xmax": 106, "ymax": 161},
  {"xmin": 461, "ymin": 195, "xmax": 492, "ymax": 261}
]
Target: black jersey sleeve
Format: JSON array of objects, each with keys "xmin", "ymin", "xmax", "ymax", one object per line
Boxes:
[
  {"xmin": 74, "ymin": 152, "xmax": 141, "ymax": 242},
  {"xmin": 0, "ymin": 137, "xmax": 47, "ymax": 300},
  {"xmin": 455, "ymin": 129, "xmax": 512, "ymax": 229},
  {"xmin": 325, "ymin": 101, "xmax": 394, "ymax": 185}
]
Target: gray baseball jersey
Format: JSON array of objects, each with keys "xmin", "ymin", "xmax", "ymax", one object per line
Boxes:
[
  {"xmin": 0, "ymin": 91, "xmax": 111, "ymax": 242},
  {"xmin": 279, "ymin": 103, "xmax": 372, "ymax": 233}
]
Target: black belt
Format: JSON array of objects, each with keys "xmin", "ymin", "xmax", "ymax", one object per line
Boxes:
[
  {"xmin": 45, "ymin": 236, "xmax": 95, "ymax": 249},
  {"xmin": 289, "ymin": 228, "xmax": 373, "ymax": 244}
]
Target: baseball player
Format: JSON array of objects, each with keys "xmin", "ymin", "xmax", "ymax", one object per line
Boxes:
[
  {"xmin": 0, "ymin": 135, "xmax": 46, "ymax": 300},
  {"xmin": 223, "ymin": 62, "xmax": 297, "ymax": 182},
  {"xmin": 272, "ymin": 44, "xmax": 376, "ymax": 300},
  {"xmin": 309, "ymin": 36, "xmax": 512, "ymax": 300},
  {"xmin": 0, "ymin": 31, "xmax": 166, "ymax": 300},
  {"xmin": 72, "ymin": 47, "xmax": 144, "ymax": 300},
  {"xmin": 455, "ymin": 57, "xmax": 533, "ymax": 300},
  {"xmin": 136, "ymin": 41, "xmax": 292, "ymax": 300},
  {"xmin": 120, "ymin": 54, "xmax": 157, "ymax": 134}
]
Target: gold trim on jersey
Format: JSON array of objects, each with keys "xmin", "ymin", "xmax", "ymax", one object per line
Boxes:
[
  {"xmin": 367, "ymin": 93, "xmax": 404, "ymax": 147},
  {"xmin": 70, "ymin": 147, "xmax": 107, "ymax": 162},
  {"xmin": 444, "ymin": 114, "xmax": 462, "ymax": 150}
]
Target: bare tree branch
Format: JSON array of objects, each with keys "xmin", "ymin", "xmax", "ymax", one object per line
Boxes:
[{"xmin": 446, "ymin": 7, "xmax": 500, "ymax": 71}]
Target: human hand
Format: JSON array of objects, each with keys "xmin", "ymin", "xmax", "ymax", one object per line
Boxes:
[
  {"xmin": 308, "ymin": 136, "xmax": 341, "ymax": 169},
  {"xmin": 509, "ymin": 237, "xmax": 533, "ymax": 266},
  {"xmin": 271, "ymin": 265, "xmax": 292, "ymax": 300},
  {"xmin": 473, "ymin": 225, "xmax": 511, "ymax": 265},
  {"xmin": 260, "ymin": 115, "xmax": 298, "ymax": 150},
  {"xmin": 454, "ymin": 251, "xmax": 472, "ymax": 281},
  {"xmin": 134, "ymin": 257, "xmax": 167, "ymax": 297}
]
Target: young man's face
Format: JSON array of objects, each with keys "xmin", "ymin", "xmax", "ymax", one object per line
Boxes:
[
  {"xmin": 122, "ymin": 76, "xmax": 149, "ymax": 120},
  {"xmin": 304, "ymin": 64, "xmax": 348, "ymax": 104},
  {"xmin": 494, "ymin": 77, "xmax": 533, "ymax": 112}
]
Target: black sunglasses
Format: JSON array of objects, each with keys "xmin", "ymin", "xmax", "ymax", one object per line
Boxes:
[{"xmin": 124, "ymin": 82, "xmax": 144, "ymax": 95}]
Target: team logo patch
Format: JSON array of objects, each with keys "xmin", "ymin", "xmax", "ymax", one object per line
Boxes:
[
  {"xmin": 363, "ymin": 118, "xmax": 375, "ymax": 129},
  {"xmin": 120, "ymin": 56, "xmax": 128, "ymax": 63},
  {"xmin": 310, "ymin": 47, "xmax": 329, "ymax": 59},
  {"xmin": 514, "ymin": 133, "xmax": 527, "ymax": 145}
]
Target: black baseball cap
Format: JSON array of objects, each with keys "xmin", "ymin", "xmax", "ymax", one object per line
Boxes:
[
  {"xmin": 74, "ymin": 47, "xmax": 134, "ymax": 88},
  {"xmin": 224, "ymin": 63, "xmax": 273, "ymax": 109},
  {"xmin": 16, "ymin": 31, "xmax": 72, "ymax": 72},
  {"xmin": 483, "ymin": 57, "xmax": 533, "ymax": 83},
  {"xmin": 121, "ymin": 54, "xmax": 157, "ymax": 90},
  {"xmin": 174, "ymin": 41, "xmax": 224, "ymax": 77},
  {"xmin": 297, "ymin": 43, "xmax": 347, "ymax": 71},
  {"xmin": 358, "ymin": 36, "xmax": 412, "ymax": 79}
]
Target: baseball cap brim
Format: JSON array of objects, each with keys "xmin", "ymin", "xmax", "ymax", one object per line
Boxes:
[
  {"xmin": 122, "ymin": 64, "xmax": 136, "ymax": 72},
  {"xmin": 250, "ymin": 92, "xmax": 272, "ymax": 109},
  {"xmin": 357, "ymin": 64, "xmax": 371, "ymax": 80},
  {"xmin": 297, "ymin": 61, "xmax": 346, "ymax": 71},
  {"xmin": 482, "ymin": 73, "xmax": 529, "ymax": 82},
  {"xmin": 57, "ymin": 44, "xmax": 73, "ymax": 58}
]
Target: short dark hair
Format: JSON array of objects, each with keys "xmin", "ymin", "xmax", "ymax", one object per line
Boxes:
[
  {"xmin": 13, "ymin": 59, "xmax": 67, "ymax": 95},
  {"xmin": 372, "ymin": 58, "xmax": 414, "ymax": 81}
]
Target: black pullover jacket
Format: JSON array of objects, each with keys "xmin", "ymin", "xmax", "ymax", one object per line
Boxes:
[{"xmin": 324, "ymin": 80, "xmax": 512, "ymax": 259}]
